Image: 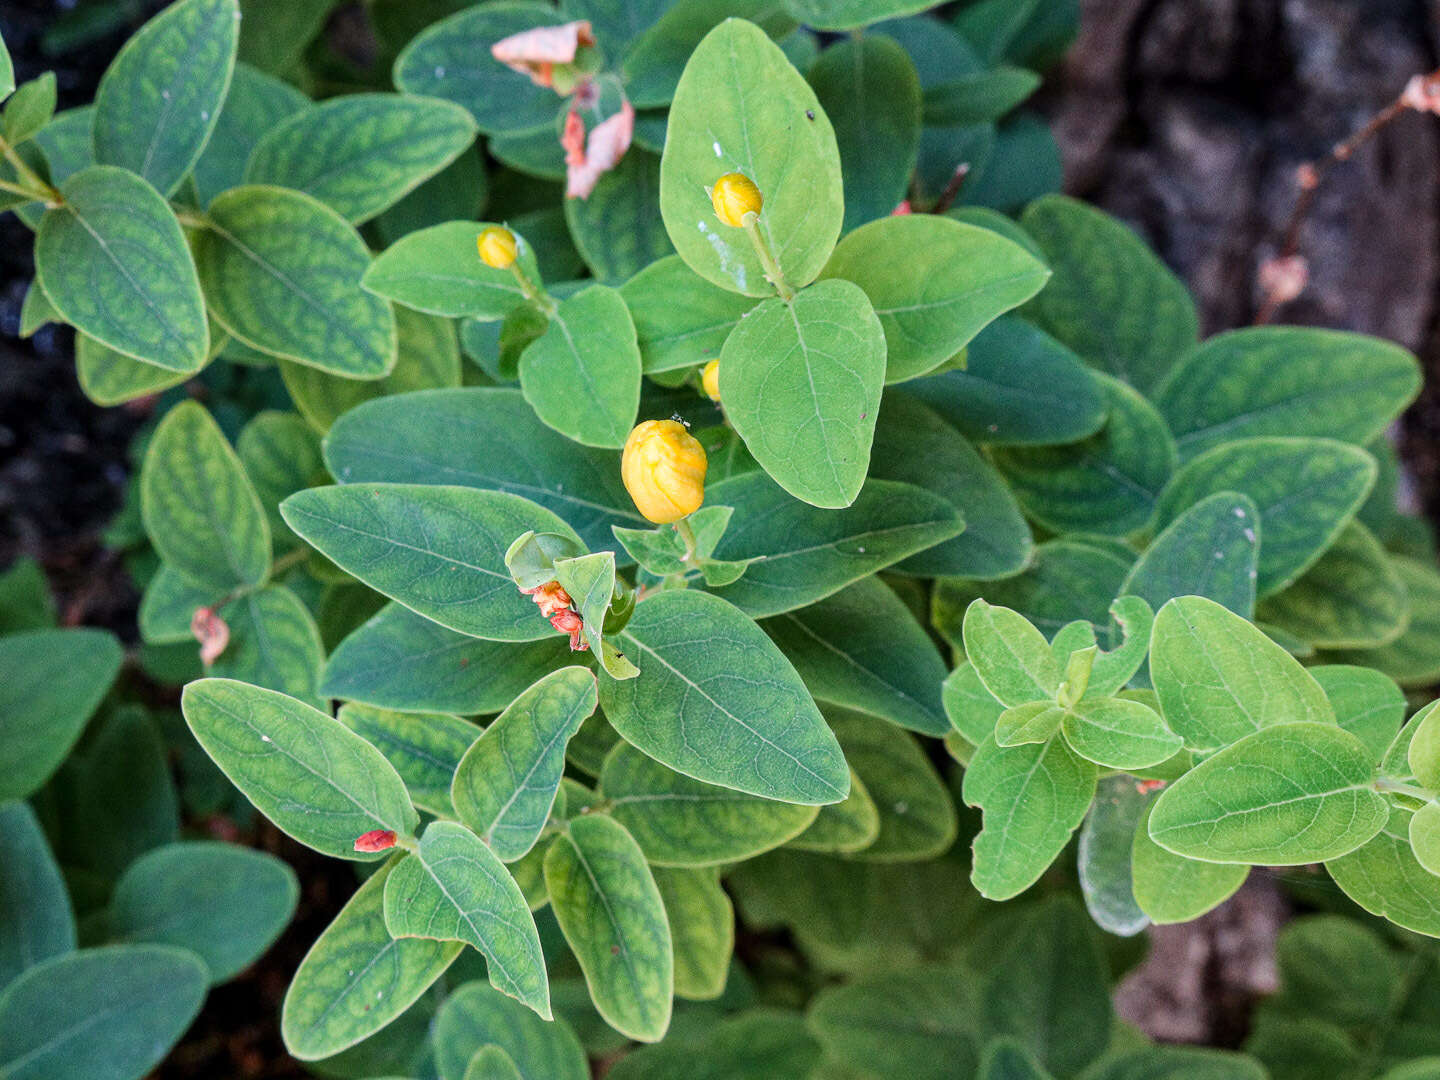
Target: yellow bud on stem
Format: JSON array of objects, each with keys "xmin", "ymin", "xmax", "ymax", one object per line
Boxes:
[
  {"xmin": 621, "ymin": 420, "xmax": 707, "ymax": 525},
  {"xmin": 711, "ymin": 172, "xmax": 762, "ymax": 227},
  {"xmin": 477, "ymin": 225, "xmax": 518, "ymax": 269},
  {"xmin": 701, "ymin": 359, "xmax": 722, "ymax": 402}
]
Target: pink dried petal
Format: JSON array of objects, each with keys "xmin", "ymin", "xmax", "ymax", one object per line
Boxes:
[
  {"xmin": 492, "ymin": 21, "xmax": 594, "ymax": 88},
  {"xmin": 549, "ymin": 609, "xmax": 588, "ymax": 651},
  {"xmin": 354, "ymin": 829, "xmax": 398, "ymax": 853},
  {"xmin": 190, "ymin": 606, "xmax": 230, "ymax": 666},
  {"xmin": 1259, "ymin": 254, "xmax": 1309, "ymax": 305},
  {"xmin": 891, "ymin": 200, "xmax": 913, "ymax": 215},
  {"xmin": 566, "ymin": 98, "xmax": 635, "ymax": 199},
  {"xmin": 562, "ymin": 109, "xmax": 587, "ymax": 167}
]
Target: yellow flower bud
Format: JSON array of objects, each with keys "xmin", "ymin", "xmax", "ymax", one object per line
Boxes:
[
  {"xmin": 477, "ymin": 225, "xmax": 518, "ymax": 269},
  {"xmin": 710, "ymin": 172, "xmax": 762, "ymax": 228},
  {"xmin": 622, "ymin": 420, "xmax": 707, "ymax": 524},
  {"xmin": 701, "ymin": 359, "xmax": 721, "ymax": 402}
]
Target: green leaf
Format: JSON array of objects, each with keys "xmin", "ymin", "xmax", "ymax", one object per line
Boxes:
[
  {"xmin": 934, "ymin": 539, "xmax": 1133, "ymax": 644},
  {"xmin": 280, "ymin": 483, "xmax": 583, "ymax": 641},
  {"xmin": 0, "ymin": 945, "xmax": 207, "ymax": 1080},
  {"xmin": 561, "ymin": 0, "xmax": 673, "ymax": 57},
  {"xmin": 323, "ymin": 602, "xmax": 572, "ymax": 714},
  {"xmin": 1275, "ymin": 914, "xmax": 1397, "ymax": 1026},
  {"xmin": 194, "ymin": 185, "xmax": 397, "ymax": 377},
  {"xmin": 1326, "ymin": 555, "xmax": 1440, "ymax": 687},
  {"xmin": 652, "ymin": 867, "xmax": 733, "ymax": 1001},
  {"xmin": 209, "ymin": 584, "xmax": 326, "ymax": 708},
  {"xmin": 109, "ymin": 841, "xmax": 297, "ymax": 984},
  {"xmin": 519, "ymin": 284, "xmax": 641, "ymax": 448},
  {"xmin": 283, "ymin": 857, "xmax": 462, "ymax": 1060},
  {"xmin": 992, "ymin": 373, "xmax": 1176, "ymax": 537},
  {"xmin": 720, "ymin": 279, "xmax": 886, "ymax": 507},
  {"xmin": 1156, "ymin": 437, "xmax": 1377, "ymax": 597},
  {"xmin": 182, "ymin": 678, "xmax": 419, "ymax": 859},
  {"xmin": 140, "ymin": 400, "xmax": 271, "ymax": 591},
  {"xmin": 364, "ymin": 220, "xmax": 541, "ymax": 320},
  {"xmin": 0, "ymin": 801, "xmax": 73, "ymax": 990},
  {"xmin": 452, "ymin": 668, "xmax": 596, "ymax": 861},
  {"xmin": 553, "ymin": 552, "xmax": 637, "ymax": 679},
  {"xmin": 236, "ymin": 0, "xmax": 332, "ymax": 75},
  {"xmin": 923, "ymin": 67, "xmax": 1041, "ymax": 126},
  {"xmin": 1327, "ymin": 804, "xmax": 1440, "ymax": 938},
  {"xmin": 1311, "ymin": 664, "xmax": 1406, "ymax": 765},
  {"xmin": 35, "ymin": 166, "xmax": 208, "ymax": 372},
  {"xmin": 808, "ymin": 35, "xmax": 921, "ymax": 231},
  {"xmin": 323, "ymin": 387, "xmax": 647, "ymax": 553},
  {"xmin": 962, "ymin": 598, "xmax": 1061, "ymax": 708},
  {"xmin": 236, "ymin": 409, "xmax": 323, "ymax": 553},
  {"xmin": 942, "ymin": 662, "xmax": 1006, "ymax": 746},
  {"xmin": 601, "ymin": 589, "xmax": 850, "ymax": 805},
  {"xmin": 620, "ymin": 254, "xmax": 757, "ymax": 375},
  {"xmin": 1149, "ymin": 722, "xmax": 1387, "ymax": 864},
  {"xmin": 869, "ymin": 390, "xmax": 1031, "ymax": 579},
  {"xmin": 565, "ymin": 148, "xmax": 675, "ymax": 284},
  {"xmin": 0, "ymin": 628, "xmax": 122, "ymax": 802},
  {"xmin": 1411, "ymin": 703, "xmax": 1440, "ymax": 792},
  {"xmin": 338, "ymin": 703, "xmax": 480, "ymax": 816},
  {"xmin": 0, "ymin": 30, "xmax": 12, "ymax": 100},
  {"xmin": 904, "ymin": 315, "xmax": 1106, "ymax": 447},
  {"xmin": 0, "ymin": 557, "xmax": 54, "ymax": 634},
  {"xmin": 375, "ymin": 145, "xmax": 487, "ymax": 246},
  {"xmin": 821, "ymin": 215, "xmax": 1049, "ymax": 382},
  {"xmin": 1120, "ymin": 491, "xmax": 1260, "ymax": 628},
  {"xmin": 192, "ymin": 61, "xmax": 308, "ymax": 205},
  {"xmin": 783, "ymin": 0, "xmax": 933, "ymax": 30},
  {"xmin": 281, "ymin": 306, "xmax": 461, "ymax": 432},
  {"xmin": 72, "ymin": 708, "xmax": 179, "ymax": 878},
  {"xmin": 394, "ymin": 3, "xmax": 578, "ymax": 135},
  {"xmin": 1155, "ymin": 327, "xmax": 1422, "ymax": 462},
  {"xmin": 384, "ymin": 822, "xmax": 550, "ymax": 1018},
  {"xmin": 92, "ymin": 0, "xmax": 239, "ymax": 196},
  {"xmin": 624, "ymin": 0, "xmax": 797, "ymax": 109},
  {"xmin": 789, "ymin": 767, "xmax": 880, "ymax": 853},
  {"xmin": 18, "ymin": 281, "xmax": 60, "ymax": 340},
  {"xmin": 1062, "ymin": 697, "xmax": 1181, "ymax": 770},
  {"xmin": 704, "ymin": 472, "xmax": 964, "ymax": 618},
  {"xmin": 599, "ymin": 741, "xmax": 818, "ymax": 866},
  {"xmin": 762, "ymin": 576, "xmax": 949, "ymax": 736},
  {"xmin": 829, "ymin": 708, "xmax": 957, "ymax": 861},
  {"xmin": 466, "ymin": 1046, "xmax": 525, "ymax": 1080},
  {"xmin": 1019, "ymin": 194, "xmax": 1198, "ymax": 396},
  {"xmin": 1077, "ymin": 776, "xmax": 1149, "ymax": 937},
  {"xmin": 75, "ymin": 333, "xmax": 194, "ymax": 406},
  {"xmin": 1256, "ymin": 519, "xmax": 1409, "ymax": 649},
  {"xmin": 978, "ymin": 1039, "xmax": 1052, "ymax": 1080},
  {"xmin": 433, "ymin": 980, "xmax": 588, "ymax": 1080},
  {"xmin": 982, "ymin": 897, "xmax": 1112, "ymax": 1078},
  {"xmin": 659, "ymin": 18, "xmax": 842, "ymax": 297},
  {"xmin": 1150, "ymin": 595, "xmax": 1335, "ymax": 753},
  {"xmin": 246, "ymin": 93, "xmax": 476, "ymax": 224},
  {"xmin": 962, "ymin": 734, "xmax": 1096, "ymax": 900},
  {"xmin": 1087, "ymin": 595, "xmax": 1154, "ymax": 697},
  {"xmin": 807, "ymin": 968, "xmax": 980, "ymax": 1080},
  {"xmin": 4, "ymin": 73, "xmax": 57, "ymax": 145},
  {"xmin": 545, "ymin": 814, "xmax": 673, "ymax": 1041},
  {"xmin": 1131, "ymin": 797, "xmax": 1247, "ymax": 925}
]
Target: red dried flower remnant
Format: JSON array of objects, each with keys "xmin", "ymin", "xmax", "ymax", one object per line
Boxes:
[
  {"xmin": 549, "ymin": 608, "xmax": 586, "ymax": 651},
  {"xmin": 491, "ymin": 20, "xmax": 595, "ymax": 89},
  {"xmin": 564, "ymin": 99, "xmax": 635, "ymax": 199},
  {"xmin": 521, "ymin": 580, "xmax": 590, "ymax": 651},
  {"xmin": 354, "ymin": 829, "xmax": 397, "ymax": 853}
]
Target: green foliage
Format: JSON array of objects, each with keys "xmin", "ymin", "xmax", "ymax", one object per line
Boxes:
[{"xmin": 10, "ymin": 1, "xmax": 1440, "ymax": 1074}]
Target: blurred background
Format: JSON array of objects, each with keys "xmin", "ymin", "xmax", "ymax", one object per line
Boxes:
[{"xmin": 2, "ymin": 0, "xmax": 1439, "ymax": 1071}]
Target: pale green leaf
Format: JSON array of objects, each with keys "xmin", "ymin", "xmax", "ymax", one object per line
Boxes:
[
  {"xmin": 182, "ymin": 678, "xmax": 419, "ymax": 859},
  {"xmin": 600, "ymin": 588, "xmax": 850, "ymax": 805},
  {"xmin": 452, "ymin": 668, "xmax": 596, "ymax": 861},
  {"xmin": 363, "ymin": 220, "xmax": 542, "ymax": 320},
  {"xmin": 619, "ymin": 254, "xmax": 757, "ymax": 374},
  {"xmin": 1326, "ymin": 556, "xmax": 1440, "ymax": 687},
  {"xmin": 545, "ymin": 814, "xmax": 673, "ymax": 1042},
  {"xmin": 653, "ymin": 867, "xmax": 733, "ymax": 1001},
  {"xmin": 1077, "ymin": 776, "xmax": 1149, "ymax": 937},
  {"xmin": 383, "ymin": 822, "xmax": 549, "ymax": 1018},
  {"xmin": 962, "ymin": 598, "xmax": 1062, "ymax": 708},
  {"xmin": 1311, "ymin": 664, "xmax": 1405, "ymax": 765},
  {"xmin": 1149, "ymin": 722, "xmax": 1387, "ymax": 864},
  {"xmin": 1131, "ymin": 797, "xmax": 1247, "ymax": 925},
  {"xmin": 1327, "ymin": 804, "xmax": 1440, "ymax": 938},
  {"xmin": 280, "ymin": 483, "xmax": 583, "ymax": 641},
  {"xmin": 659, "ymin": 18, "xmax": 842, "ymax": 296},
  {"xmin": 789, "ymin": 767, "xmax": 881, "ymax": 854},
  {"xmin": 282, "ymin": 857, "xmax": 462, "ymax": 1060},
  {"xmin": 1061, "ymin": 698, "xmax": 1182, "ymax": 770}
]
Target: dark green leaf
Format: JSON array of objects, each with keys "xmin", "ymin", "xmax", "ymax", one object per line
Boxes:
[
  {"xmin": 620, "ymin": 254, "xmax": 756, "ymax": 374},
  {"xmin": 1325, "ymin": 555, "xmax": 1440, "ymax": 687},
  {"xmin": 0, "ymin": 801, "xmax": 73, "ymax": 990},
  {"xmin": 564, "ymin": 148, "xmax": 674, "ymax": 284},
  {"xmin": 338, "ymin": 703, "xmax": 480, "ymax": 816},
  {"xmin": 1120, "ymin": 491, "xmax": 1260, "ymax": 627},
  {"xmin": 433, "ymin": 980, "xmax": 587, "ymax": 1080},
  {"xmin": 192, "ymin": 61, "xmax": 308, "ymax": 205}
]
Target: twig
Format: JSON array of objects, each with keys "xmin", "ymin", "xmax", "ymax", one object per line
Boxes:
[
  {"xmin": 931, "ymin": 162, "xmax": 972, "ymax": 215},
  {"xmin": 1255, "ymin": 66, "xmax": 1440, "ymax": 324}
]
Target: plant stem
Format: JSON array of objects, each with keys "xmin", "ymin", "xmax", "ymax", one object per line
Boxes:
[
  {"xmin": 0, "ymin": 131, "xmax": 60, "ymax": 205},
  {"xmin": 510, "ymin": 261, "xmax": 557, "ymax": 318},
  {"xmin": 1375, "ymin": 777, "xmax": 1434, "ymax": 802},
  {"xmin": 674, "ymin": 517, "xmax": 698, "ymax": 563},
  {"xmin": 742, "ymin": 212, "xmax": 794, "ymax": 301},
  {"xmin": 172, "ymin": 207, "xmax": 210, "ymax": 229},
  {"xmin": 270, "ymin": 545, "xmax": 312, "ymax": 579}
]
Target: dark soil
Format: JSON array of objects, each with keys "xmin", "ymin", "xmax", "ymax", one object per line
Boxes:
[{"xmin": 4, "ymin": 0, "xmax": 1440, "ymax": 1070}]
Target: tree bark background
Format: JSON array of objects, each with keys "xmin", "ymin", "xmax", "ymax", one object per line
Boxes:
[{"xmin": 1046, "ymin": 0, "xmax": 1440, "ymax": 1044}]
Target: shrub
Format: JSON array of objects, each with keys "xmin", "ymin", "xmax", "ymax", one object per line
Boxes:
[{"xmin": 4, "ymin": 0, "xmax": 1440, "ymax": 1077}]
